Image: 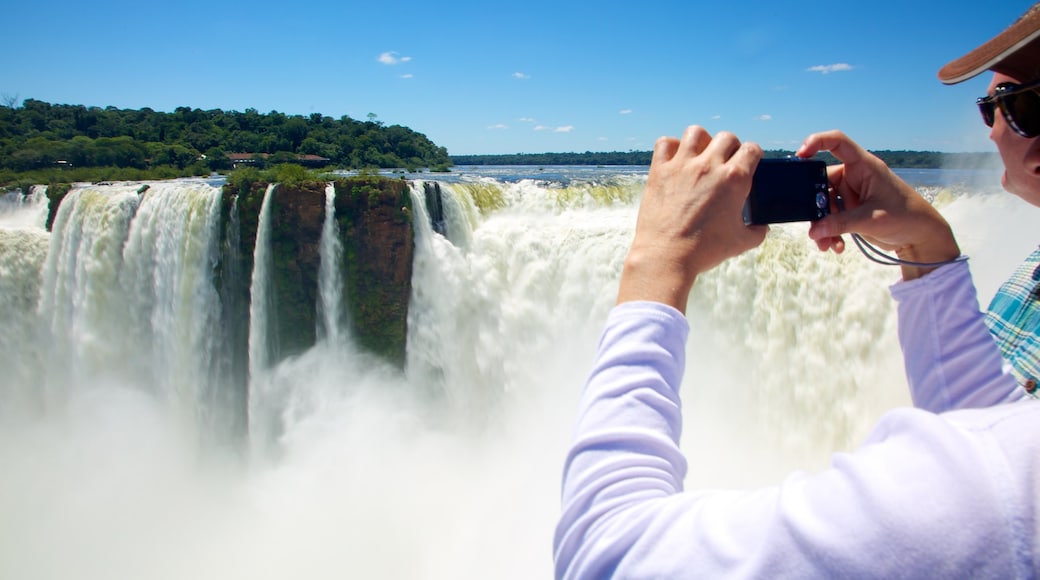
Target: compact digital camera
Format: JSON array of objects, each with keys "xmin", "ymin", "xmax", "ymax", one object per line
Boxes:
[{"xmin": 742, "ymin": 158, "xmax": 830, "ymax": 225}]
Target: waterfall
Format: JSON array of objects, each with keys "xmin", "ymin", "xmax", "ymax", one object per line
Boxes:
[
  {"xmin": 0, "ymin": 182, "xmax": 51, "ymax": 414},
  {"xmin": 216, "ymin": 193, "xmax": 249, "ymax": 444},
  {"xmin": 37, "ymin": 185, "xmax": 142, "ymax": 402},
  {"xmin": 317, "ymin": 182, "xmax": 346, "ymax": 345},
  {"xmin": 406, "ymin": 179, "xmax": 637, "ymax": 419},
  {"xmin": 0, "ymin": 184, "xmax": 49, "ymax": 230},
  {"xmin": 404, "ymin": 176, "xmax": 907, "ymax": 463},
  {"xmin": 118, "ymin": 181, "xmax": 224, "ymax": 435},
  {"xmin": 0, "ymin": 171, "xmax": 1033, "ymax": 580},
  {"xmin": 0, "ymin": 227, "xmax": 49, "ymax": 416},
  {"xmin": 247, "ymin": 183, "xmax": 279, "ymax": 452},
  {"xmin": 26, "ymin": 181, "xmax": 227, "ymax": 434}
]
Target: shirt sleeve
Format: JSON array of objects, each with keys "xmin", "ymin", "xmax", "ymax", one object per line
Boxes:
[
  {"xmin": 890, "ymin": 260, "xmax": 1023, "ymax": 413},
  {"xmin": 553, "ymin": 300, "xmax": 1023, "ymax": 579}
]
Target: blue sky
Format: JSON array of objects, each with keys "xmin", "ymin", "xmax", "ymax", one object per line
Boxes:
[{"xmin": 2, "ymin": 0, "xmax": 1035, "ymax": 155}]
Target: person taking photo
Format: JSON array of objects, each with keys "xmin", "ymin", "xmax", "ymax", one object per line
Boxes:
[{"xmin": 554, "ymin": 4, "xmax": 1040, "ymax": 578}]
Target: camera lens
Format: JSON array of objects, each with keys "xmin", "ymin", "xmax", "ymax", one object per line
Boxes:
[{"xmin": 816, "ymin": 192, "xmax": 828, "ymax": 209}]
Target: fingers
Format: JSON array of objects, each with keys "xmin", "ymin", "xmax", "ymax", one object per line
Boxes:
[
  {"xmin": 678, "ymin": 125, "xmax": 713, "ymax": 157},
  {"xmin": 810, "ymin": 206, "xmax": 853, "ymax": 241},
  {"xmin": 825, "ymin": 164, "xmax": 845, "ymax": 193},
  {"xmin": 639, "ymin": 126, "xmax": 766, "ymax": 274},
  {"xmin": 813, "ymin": 234, "xmax": 846, "ymax": 254},
  {"xmin": 652, "ymin": 125, "xmax": 713, "ymax": 166},
  {"xmin": 662, "ymin": 126, "xmax": 756, "ymax": 166},
  {"xmin": 731, "ymin": 139, "xmax": 764, "ymax": 169},
  {"xmin": 653, "ymin": 135, "xmax": 681, "ymax": 163},
  {"xmin": 797, "ymin": 130, "xmax": 868, "ymax": 165}
]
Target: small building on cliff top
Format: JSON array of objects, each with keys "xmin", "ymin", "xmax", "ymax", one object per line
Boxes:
[{"xmin": 226, "ymin": 153, "xmax": 330, "ymax": 169}]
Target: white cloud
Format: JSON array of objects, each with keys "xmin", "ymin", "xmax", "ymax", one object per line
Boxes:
[
  {"xmin": 487, "ymin": 124, "xmax": 509, "ymax": 130},
  {"xmin": 518, "ymin": 117, "xmax": 537, "ymax": 123},
  {"xmin": 378, "ymin": 51, "xmax": 412, "ymax": 65},
  {"xmin": 533, "ymin": 124, "xmax": 574, "ymax": 133},
  {"xmin": 711, "ymin": 114, "xmax": 722, "ymax": 120},
  {"xmin": 619, "ymin": 109, "xmax": 633, "ymax": 115},
  {"xmin": 513, "ymin": 72, "xmax": 530, "ymax": 80},
  {"xmin": 598, "ymin": 137, "xmax": 609, "ymax": 141},
  {"xmin": 807, "ymin": 63, "xmax": 853, "ymax": 74},
  {"xmin": 400, "ymin": 74, "xmax": 414, "ymax": 79},
  {"xmin": 754, "ymin": 114, "xmax": 773, "ymax": 121}
]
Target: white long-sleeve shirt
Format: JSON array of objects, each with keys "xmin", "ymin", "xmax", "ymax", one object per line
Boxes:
[{"xmin": 554, "ymin": 261, "xmax": 1039, "ymax": 579}]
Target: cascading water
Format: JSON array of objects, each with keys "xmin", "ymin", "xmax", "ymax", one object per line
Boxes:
[
  {"xmin": 36, "ymin": 185, "xmax": 143, "ymax": 405},
  {"xmin": 22, "ymin": 181, "xmax": 228, "ymax": 434},
  {"xmin": 120, "ymin": 182, "xmax": 225, "ymax": 436},
  {"xmin": 0, "ymin": 184, "xmax": 49, "ymax": 230},
  {"xmin": 0, "ymin": 226, "xmax": 49, "ymax": 414},
  {"xmin": 215, "ymin": 192, "xmax": 249, "ymax": 444},
  {"xmin": 317, "ymin": 183, "xmax": 347, "ymax": 345},
  {"xmin": 248, "ymin": 183, "xmax": 277, "ymax": 378},
  {"xmin": 247, "ymin": 183, "xmax": 280, "ymax": 455},
  {"xmin": 0, "ymin": 171, "xmax": 1035, "ymax": 579},
  {"xmin": 406, "ymin": 178, "xmax": 638, "ymax": 420},
  {"xmin": 0, "ymin": 188, "xmax": 51, "ymax": 409}
]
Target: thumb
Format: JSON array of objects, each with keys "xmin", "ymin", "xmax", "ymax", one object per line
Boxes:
[{"xmin": 808, "ymin": 204, "xmax": 869, "ymax": 242}]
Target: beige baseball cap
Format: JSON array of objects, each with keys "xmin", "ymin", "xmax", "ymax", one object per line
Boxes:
[{"xmin": 938, "ymin": 2, "xmax": 1040, "ymax": 84}]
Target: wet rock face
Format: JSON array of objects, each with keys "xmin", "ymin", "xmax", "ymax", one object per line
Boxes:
[
  {"xmin": 268, "ymin": 181, "xmax": 326, "ymax": 360},
  {"xmin": 222, "ymin": 176, "xmax": 413, "ymax": 368},
  {"xmin": 423, "ymin": 181, "xmax": 446, "ymax": 235},
  {"xmin": 333, "ymin": 177, "xmax": 413, "ymax": 366}
]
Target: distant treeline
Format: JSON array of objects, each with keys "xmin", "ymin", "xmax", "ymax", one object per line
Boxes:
[
  {"xmin": 451, "ymin": 151, "xmax": 653, "ymax": 166},
  {"xmin": 0, "ymin": 99, "xmax": 452, "ymax": 176},
  {"xmin": 451, "ymin": 150, "xmax": 1001, "ymax": 170}
]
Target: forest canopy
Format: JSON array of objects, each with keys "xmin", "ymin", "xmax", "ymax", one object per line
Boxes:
[{"xmin": 0, "ymin": 99, "xmax": 452, "ymax": 174}]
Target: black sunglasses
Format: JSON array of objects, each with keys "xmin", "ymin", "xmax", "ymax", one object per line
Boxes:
[{"xmin": 977, "ymin": 79, "xmax": 1040, "ymax": 138}]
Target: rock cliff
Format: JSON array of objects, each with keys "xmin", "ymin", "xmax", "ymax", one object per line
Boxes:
[
  {"xmin": 332, "ymin": 176, "xmax": 413, "ymax": 366},
  {"xmin": 223, "ymin": 176, "xmax": 413, "ymax": 369}
]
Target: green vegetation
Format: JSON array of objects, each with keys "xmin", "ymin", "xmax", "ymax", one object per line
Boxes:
[
  {"xmin": 451, "ymin": 150, "xmax": 1001, "ymax": 170},
  {"xmin": 866, "ymin": 150, "xmax": 1000, "ymax": 170},
  {"xmin": 0, "ymin": 99, "xmax": 452, "ymax": 187},
  {"xmin": 0, "ymin": 96, "xmax": 1000, "ymax": 190}
]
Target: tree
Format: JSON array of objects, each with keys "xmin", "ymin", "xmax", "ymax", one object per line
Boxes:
[
  {"xmin": 205, "ymin": 147, "xmax": 231, "ymax": 171},
  {"xmin": 282, "ymin": 117, "xmax": 308, "ymax": 151},
  {"xmin": 152, "ymin": 143, "xmax": 198, "ymax": 168},
  {"xmin": 0, "ymin": 99, "xmax": 454, "ymax": 174}
]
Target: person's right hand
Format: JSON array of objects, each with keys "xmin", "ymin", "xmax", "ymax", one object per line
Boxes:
[
  {"xmin": 797, "ymin": 130, "xmax": 961, "ymax": 280},
  {"xmin": 617, "ymin": 126, "xmax": 766, "ymax": 311}
]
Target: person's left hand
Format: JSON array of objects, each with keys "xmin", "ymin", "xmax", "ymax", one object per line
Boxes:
[
  {"xmin": 797, "ymin": 130, "xmax": 960, "ymax": 280},
  {"xmin": 618, "ymin": 126, "xmax": 768, "ymax": 312}
]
